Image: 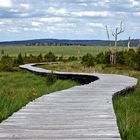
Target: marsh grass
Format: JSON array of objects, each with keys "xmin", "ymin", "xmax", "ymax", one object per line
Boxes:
[
  {"xmin": 39, "ymin": 61, "xmax": 104, "ymax": 73},
  {"xmin": 0, "ymin": 70, "xmax": 79, "ymax": 122}
]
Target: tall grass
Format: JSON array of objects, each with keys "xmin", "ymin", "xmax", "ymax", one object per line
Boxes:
[
  {"xmin": 0, "ymin": 70, "xmax": 79, "ymax": 122},
  {"xmin": 39, "ymin": 61, "xmax": 102, "ymax": 73}
]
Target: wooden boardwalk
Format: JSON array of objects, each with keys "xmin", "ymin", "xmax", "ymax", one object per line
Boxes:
[{"xmin": 0, "ymin": 64, "xmax": 137, "ymax": 140}]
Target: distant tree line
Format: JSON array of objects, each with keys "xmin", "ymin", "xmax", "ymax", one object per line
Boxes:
[
  {"xmin": 24, "ymin": 40, "xmax": 140, "ymax": 47},
  {"xmin": 26, "ymin": 42, "xmax": 82, "ymax": 46},
  {"xmin": 0, "ymin": 38, "xmax": 140, "ymax": 47},
  {"xmin": 0, "ymin": 51, "xmax": 78, "ymax": 72},
  {"xmin": 1, "ymin": 48, "xmax": 140, "ymax": 72}
]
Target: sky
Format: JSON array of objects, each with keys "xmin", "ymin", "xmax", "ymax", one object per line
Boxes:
[{"xmin": 0, "ymin": 0, "xmax": 140, "ymax": 41}]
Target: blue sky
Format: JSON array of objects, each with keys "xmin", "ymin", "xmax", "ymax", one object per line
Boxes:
[{"xmin": 0, "ymin": 0, "xmax": 140, "ymax": 41}]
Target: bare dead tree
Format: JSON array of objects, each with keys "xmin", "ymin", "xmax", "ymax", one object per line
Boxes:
[
  {"xmin": 106, "ymin": 25, "xmax": 111, "ymax": 46},
  {"xmin": 111, "ymin": 21, "xmax": 125, "ymax": 51},
  {"xmin": 127, "ymin": 36, "xmax": 131, "ymax": 50},
  {"xmin": 110, "ymin": 21, "xmax": 125, "ymax": 64},
  {"xmin": 105, "ymin": 22, "xmax": 125, "ymax": 64}
]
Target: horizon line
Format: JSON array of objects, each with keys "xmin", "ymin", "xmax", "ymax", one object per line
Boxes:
[{"xmin": 0, "ymin": 38, "xmax": 140, "ymax": 43}]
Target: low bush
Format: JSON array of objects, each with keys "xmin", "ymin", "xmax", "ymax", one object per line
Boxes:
[
  {"xmin": 46, "ymin": 71, "xmax": 57, "ymax": 86},
  {"xmin": 16, "ymin": 53, "xmax": 24, "ymax": 65},
  {"xmin": 44, "ymin": 52, "xmax": 56, "ymax": 62},
  {"xmin": 68, "ymin": 56, "xmax": 78, "ymax": 61},
  {"xmin": 0, "ymin": 55, "xmax": 14, "ymax": 72},
  {"xmin": 81, "ymin": 53, "xmax": 96, "ymax": 67}
]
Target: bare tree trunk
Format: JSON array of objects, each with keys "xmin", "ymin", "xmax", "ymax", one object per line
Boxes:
[
  {"xmin": 110, "ymin": 52, "xmax": 113, "ymax": 65},
  {"xmin": 115, "ymin": 35, "xmax": 117, "ymax": 50},
  {"xmin": 106, "ymin": 26, "xmax": 111, "ymax": 46},
  {"xmin": 110, "ymin": 49, "xmax": 116, "ymax": 65},
  {"xmin": 127, "ymin": 36, "xmax": 131, "ymax": 50}
]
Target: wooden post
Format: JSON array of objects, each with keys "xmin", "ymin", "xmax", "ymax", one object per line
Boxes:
[{"xmin": 127, "ymin": 36, "xmax": 131, "ymax": 50}]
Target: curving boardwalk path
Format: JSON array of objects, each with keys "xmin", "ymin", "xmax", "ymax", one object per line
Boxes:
[{"xmin": 0, "ymin": 63, "xmax": 137, "ymax": 140}]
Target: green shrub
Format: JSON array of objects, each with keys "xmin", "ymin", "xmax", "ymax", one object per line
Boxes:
[
  {"xmin": 103, "ymin": 51, "xmax": 110, "ymax": 64},
  {"xmin": 44, "ymin": 52, "xmax": 56, "ymax": 62},
  {"xmin": 96, "ymin": 52, "xmax": 104, "ymax": 64},
  {"xmin": 1, "ymin": 50, "xmax": 4, "ymax": 55},
  {"xmin": 81, "ymin": 53, "xmax": 96, "ymax": 67},
  {"xmin": 46, "ymin": 71, "xmax": 57, "ymax": 86},
  {"xmin": 95, "ymin": 51, "xmax": 110, "ymax": 64},
  {"xmin": 26, "ymin": 54, "xmax": 37, "ymax": 63},
  {"xmin": 16, "ymin": 53, "xmax": 24, "ymax": 65},
  {"xmin": 95, "ymin": 49, "xmax": 138, "ymax": 67},
  {"xmin": 0, "ymin": 55, "xmax": 14, "ymax": 71},
  {"xmin": 68, "ymin": 56, "xmax": 78, "ymax": 61},
  {"xmin": 37, "ymin": 53, "xmax": 43, "ymax": 62},
  {"xmin": 58, "ymin": 55, "xmax": 63, "ymax": 61},
  {"xmin": 116, "ymin": 51, "xmax": 125, "ymax": 65},
  {"xmin": 124, "ymin": 49, "xmax": 137, "ymax": 66}
]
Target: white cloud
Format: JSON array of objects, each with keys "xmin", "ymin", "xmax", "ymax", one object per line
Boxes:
[
  {"xmin": 19, "ymin": 13, "xmax": 30, "ymax": 17},
  {"xmin": 20, "ymin": 3, "xmax": 31, "ymax": 9},
  {"xmin": 129, "ymin": 0, "xmax": 140, "ymax": 7},
  {"xmin": 0, "ymin": 20, "xmax": 12, "ymax": 25},
  {"xmin": 0, "ymin": 21, "xmax": 4, "ymax": 25},
  {"xmin": 88, "ymin": 23, "xmax": 104, "ymax": 28},
  {"xmin": 47, "ymin": 26, "xmax": 57, "ymax": 31},
  {"xmin": 0, "ymin": 0, "xmax": 12, "ymax": 7},
  {"xmin": 71, "ymin": 11, "xmax": 112, "ymax": 17},
  {"xmin": 79, "ymin": 3, "xmax": 88, "ymax": 6},
  {"xmin": 56, "ymin": 23, "xmax": 76, "ymax": 28},
  {"xmin": 23, "ymin": 28, "xmax": 40, "ymax": 32},
  {"xmin": 75, "ymin": 0, "xmax": 87, "ymax": 2},
  {"xmin": 40, "ymin": 17, "xmax": 64, "ymax": 23},
  {"xmin": 46, "ymin": 7, "xmax": 68, "ymax": 16},
  {"xmin": 133, "ymin": 12, "xmax": 140, "ymax": 16},
  {"xmin": 31, "ymin": 21, "xmax": 43, "ymax": 27},
  {"xmin": 10, "ymin": 9, "xmax": 19, "ymax": 12},
  {"xmin": 8, "ymin": 28, "xmax": 20, "ymax": 33},
  {"xmin": 86, "ymin": 28, "xmax": 94, "ymax": 33}
]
